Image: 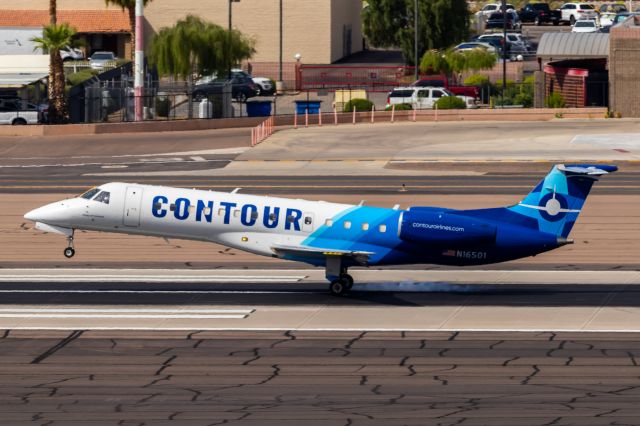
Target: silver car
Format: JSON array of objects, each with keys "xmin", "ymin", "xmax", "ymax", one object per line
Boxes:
[{"xmin": 89, "ymin": 51, "xmax": 116, "ymax": 70}]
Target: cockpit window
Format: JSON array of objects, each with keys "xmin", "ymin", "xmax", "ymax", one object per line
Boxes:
[
  {"xmin": 80, "ymin": 188, "xmax": 100, "ymax": 200},
  {"xmin": 94, "ymin": 191, "xmax": 110, "ymax": 204}
]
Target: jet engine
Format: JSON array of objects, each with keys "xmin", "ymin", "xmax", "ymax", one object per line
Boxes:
[{"xmin": 399, "ymin": 209, "xmax": 497, "ymax": 246}]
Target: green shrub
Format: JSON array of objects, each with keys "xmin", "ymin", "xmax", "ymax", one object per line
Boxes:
[
  {"xmin": 155, "ymin": 97, "xmax": 171, "ymax": 117},
  {"xmin": 66, "ymin": 69, "xmax": 99, "ymax": 87},
  {"xmin": 545, "ymin": 92, "xmax": 566, "ymax": 108},
  {"xmin": 386, "ymin": 103, "xmax": 412, "ymax": 111},
  {"xmin": 463, "ymin": 74, "xmax": 490, "ymax": 87},
  {"xmin": 513, "ymin": 93, "xmax": 533, "ymax": 108},
  {"xmin": 343, "ymin": 98, "xmax": 374, "ymax": 113},
  {"xmin": 434, "ymin": 96, "xmax": 466, "ymax": 110}
]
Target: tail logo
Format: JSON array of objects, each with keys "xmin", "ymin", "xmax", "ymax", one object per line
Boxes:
[{"xmin": 538, "ymin": 192, "xmax": 567, "ymax": 222}]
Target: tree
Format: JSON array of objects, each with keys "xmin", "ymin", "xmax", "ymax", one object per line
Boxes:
[
  {"xmin": 148, "ymin": 15, "xmax": 255, "ymax": 80},
  {"xmin": 31, "ymin": 23, "xmax": 78, "ymax": 124},
  {"xmin": 147, "ymin": 15, "xmax": 255, "ymax": 117},
  {"xmin": 362, "ymin": 0, "xmax": 469, "ymax": 65},
  {"xmin": 420, "ymin": 48, "xmax": 496, "ymax": 80},
  {"xmin": 104, "ymin": 0, "xmax": 152, "ymax": 61}
]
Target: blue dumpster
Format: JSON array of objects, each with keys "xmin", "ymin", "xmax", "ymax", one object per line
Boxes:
[
  {"xmin": 294, "ymin": 100, "xmax": 322, "ymax": 114},
  {"xmin": 246, "ymin": 100, "xmax": 272, "ymax": 117}
]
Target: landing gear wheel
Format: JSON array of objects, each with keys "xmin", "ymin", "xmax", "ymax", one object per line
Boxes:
[
  {"xmin": 329, "ymin": 279, "xmax": 348, "ymax": 296},
  {"xmin": 64, "ymin": 247, "xmax": 75, "ymax": 258},
  {"xmin": 342, "ymin": 273, "xmax": 354, "ymax": 290}
]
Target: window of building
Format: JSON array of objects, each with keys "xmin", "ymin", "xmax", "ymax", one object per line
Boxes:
[{"xmin": 379, "ymin": 224, "xmax": 387, "ymax": 233}]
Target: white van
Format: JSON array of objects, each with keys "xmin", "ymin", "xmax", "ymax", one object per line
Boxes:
[{"xmin": 386, "ymin": 87, "xmax": 477, "ymax": 109}]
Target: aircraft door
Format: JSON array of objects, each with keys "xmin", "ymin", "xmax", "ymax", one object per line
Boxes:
[
  {"xmin": 123, "ymin": 186, "xmax": 143, "ymax": 227},
  {"xmin": 303, "ymin": 212, "xmax": 315, "ymax": 233}
]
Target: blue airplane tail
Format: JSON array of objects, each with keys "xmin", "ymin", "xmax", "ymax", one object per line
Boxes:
[{"xmin": 462, "ymin": 164, "xmax": 617, "ymax": 238}]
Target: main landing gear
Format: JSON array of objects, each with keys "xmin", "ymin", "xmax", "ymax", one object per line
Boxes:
[
  {"xmin": 329, "ymin": 273, "xmax": 354, "ymax": 296},
  {"xmin": 326, "ymin": 256, "xmax": 354, "ymax": 296},
  {"xmin": 63, "ymin": 231, "xmax": 75, "ymax": 258}
]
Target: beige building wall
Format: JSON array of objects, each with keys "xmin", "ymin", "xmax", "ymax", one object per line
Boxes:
[
  {"xmin": 330, "ymin": 0, "xmax": 363, "ymax": 63},
  {"xmin": 3, "ymin": 0, "xmax": 362, "ymax": 64},
  {"xmin": 610, "ymin": 20, "xmax": 640, "ymax": 117}
]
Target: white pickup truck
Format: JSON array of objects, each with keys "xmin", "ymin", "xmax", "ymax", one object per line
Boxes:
[
  {"xmin": 0, "ymin": 106, "xmax": 39, "ymax": 125},
  {"xmin": 559, "ymin": 3, "xmax": 598, "ymax": 25}
]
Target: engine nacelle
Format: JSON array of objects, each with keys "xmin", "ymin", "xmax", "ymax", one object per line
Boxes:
[{"xmin": 399, "ymin": 209, "xmax": 497, "ymax": 247}]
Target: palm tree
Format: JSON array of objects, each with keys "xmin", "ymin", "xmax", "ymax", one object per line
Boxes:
[
  {"xmin": 31, "ymin": 23, "xmax": 77, "ymax": 124},
  {"xmin": 104, "ymin": 0, "xmax": 152, "ymax": 61},
  {"xmin": 49, "ymin": 0, "xmax": 56, "ymax": 24}
]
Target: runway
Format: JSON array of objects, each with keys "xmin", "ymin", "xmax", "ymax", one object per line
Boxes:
[{"xmin": 0, "ymin": 269, "xmax": 639, "ymax": 332}]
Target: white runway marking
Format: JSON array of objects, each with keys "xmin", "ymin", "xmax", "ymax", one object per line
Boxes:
[{"xmin": 0, "ymin": 275, "xmax": 305, "ymax": 283}]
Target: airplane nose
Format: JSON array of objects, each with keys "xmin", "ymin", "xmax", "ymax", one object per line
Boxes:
[
  {"xmin": 23, "ymin": 202, "xmax": 71, "ymax": 224},
  {"xmin": 24, "ymin": 207, "xmax": 44, "ymax": 222}
]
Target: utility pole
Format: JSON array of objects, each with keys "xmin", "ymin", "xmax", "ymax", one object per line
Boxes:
[
  {"xmin": 134, "ymin": 0, "xmax": 144, "ymax": 121},
  {"xmin": 502, "ymin": 0, "xmax": 507, "ymax": 105},
  {"xmin": 279, "ymin": 0, "xmax": 283, "ymax": 83},
  {"xmin": 414, "ymin": 0, "xmax": 419, "ymax": 81}
]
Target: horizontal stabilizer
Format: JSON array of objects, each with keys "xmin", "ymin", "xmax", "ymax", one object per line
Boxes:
[
  {"xmin": 558, "ymin": 164, "xmax": 618, "ymax": 176},
  {"xmin": 271, "ymin": 244, "xmax": 373, "ymax": 264}
]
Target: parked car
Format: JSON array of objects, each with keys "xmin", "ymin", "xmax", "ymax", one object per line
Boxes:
[
  {"xmin": 453, "ymin": 42, "xmax": 497, "ymax": 54},
  {"xmin": 387, "ymin": 87, "xmax": 477, "ymax": 110},
  {"xmin": 60, "ymin": 46, "xmax": 84, "ymax": 61},
  {"xmin": 599, "ymin": 11, "xmax": 617, "ymax": 26},
  {"xmin": 193, "ymin": 75, "xmax": 259, "ymax": 102},
  {"xmin": 518, "ymin": 3, "xmax": 561, "ymax": 26},
  {"xmin": 599, "ymin": 3, "xmax": 627, "ymax": 14},
  {"xmin": 612, "ymin": 11, "xmax": 640, "ymax": 25},
  {"xmin": 89, "ymin": 51, "xmax": 116, "ymax": 70},
  {"xmin": 572, "ymin": 19, "xmax": 598, "ymax": 32},
  {"xmin": 560, "ymin": 3, "xmax": 597, "ymax": 25},
  {"xmin": 477, "ymin": 33, "xmax": 528, "ymax": 54},
  {"xmin": 412, "ymin": 76, "xmax": 480, "ymax": 99},
  {"xmin": 486, "ymin": 11, "xmax": 522, "ymax": 30},
  {"xmin": 477, "ymin": 3, "xmax": 515, "ymax": 17},
  {"xmin": 0, "ymin": 105, "xmax": 39, "ymax": 125},
  {"xmin": 197, "ymin": 69, "xmax": 274, "ymax": 96}
]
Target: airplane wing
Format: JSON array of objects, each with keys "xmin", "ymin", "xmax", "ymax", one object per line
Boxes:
[{"xmin": 271, "ymin": 244, "xmax": 374, "ymax": 264}]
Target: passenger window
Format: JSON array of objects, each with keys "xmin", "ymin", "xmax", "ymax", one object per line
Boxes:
[
  {"xmin": 251, "ymin": 211, "xmax": 259, "ymax": 219},
  {"xmin": 432, "ymin": 90, "xmax": 443, "ymax": 98},
  {"xmin": 170, "ymin": 204, "xmax": 176, "ymax": 212},
  {"xmin": 287, "ymin": 215, "xmax": 295, "ymax": 222},
  {"xmin": 344, "ymin": 221, "xmax": 351, "ymax": 229},
  {"xmin": 305, "ymin": 216, "xmax": 313, "ymax": 225},
  {"xmin": 94, "ymin": 191, "xmax": 110, "ymax": 204},
  {"xmin": 269, "ymin": 213, "xmax": 277, "ymax": 221},
  {"xmin": 188, "ymin": 205, "xmax": 195, "ymax": 213},
  {"xmin": 233, "ymin": 210, "xmax": 240, "ymax": 218},
  {"xmin": 379, "ymin": 224, "xmax": 387, "ymax": 233},
  {"xmin": 325, "ymin": 219, "xmax": 333, "ymax": 227},
  {"xmin": 417, "ymin": 90, "xmax": 428, "ymax": 98},
  {"xmin": 218, "ymin": 208, "xmax": 225, "ymax": 216},
  {"xmin": 362, "ymin": 223, "xmax": 369, "ymax": 231}
]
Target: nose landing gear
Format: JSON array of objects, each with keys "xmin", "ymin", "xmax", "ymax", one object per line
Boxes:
[{"xmin": 63, "ymin": 232, "xmax": 75, "ymax": 258}]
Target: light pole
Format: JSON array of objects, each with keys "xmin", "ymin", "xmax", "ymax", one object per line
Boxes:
[
  {"xmin": 414, "ymin": 0, "xmax": 419, "ymax": 81},
  {"xmin": 228, "ymin": 0, "xmax": 240, "ymax": 80},
  {"xmin": 279, "ymin": 0, "xmax": 283, "ymax": 83},
  {"xmin": 502, "ymin": 0, "xmax": 507, "ymax": 105},
  {"xmin": 134, "ymin": 0, "xmax": 144, "ymax": 121}
]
